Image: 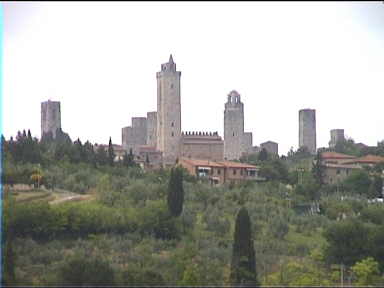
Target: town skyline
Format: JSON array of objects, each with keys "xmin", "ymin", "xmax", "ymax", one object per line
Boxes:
[{"xmin": 3, "ymin": 2, "xmax": 384, "ymax": 155}]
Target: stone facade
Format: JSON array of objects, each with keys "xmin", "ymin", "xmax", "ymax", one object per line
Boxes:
[
  {"xmin": 41, "ymin": 100, "xmax": 61, "ymax": 138},
  {"xmin": 242, "ymin": 132, "xmax": 253, "ymax": 154},
  {"xmin": 224, "ymin": 90, "xmax": 253, "ymax": 160},
  {"xmin": 156, "ymin": 55, "xmax": 182, "ymax": 165},
  {"xmin": 261, "ymin": 141, "xmax": 278, "ymax": 155},
  {"xmin": 181, "ymin": 131, "xmax": 224, "ymax": 161},
  {"xmin": 329, "ymin": 129, "xmax": 345, "ymax": 148},
  {"xmin": 299, "ymin": 109, "xmax": 316, "ymax": 155},
  {"xmin": 146, "ymin": 111, "xmax": 157, "ymax": 147},
  {"xmin": 122, "ymin": 117, "xmax": 147, "ymax": 155}
]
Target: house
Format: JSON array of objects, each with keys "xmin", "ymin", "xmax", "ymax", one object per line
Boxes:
[{"xmin": 179, "ymin": 157, "xmax": 263, "ymax": 185}]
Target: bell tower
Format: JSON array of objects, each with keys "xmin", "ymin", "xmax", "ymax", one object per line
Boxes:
[{"xmin": 156, "ymin": 55, "xmax": 182, "ymax": 165}]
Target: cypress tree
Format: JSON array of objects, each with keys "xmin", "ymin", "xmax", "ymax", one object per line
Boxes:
[
  {"xmin": 167, "ymin": 167, "xmax": 184, "ymax": 217},
  {"xmin": 230, "ymin": 207, "xmax": 259, "ymax": 286},
  {"xmin": 107, "ymin": 137, "xmax": 115, "ymax": 166}
]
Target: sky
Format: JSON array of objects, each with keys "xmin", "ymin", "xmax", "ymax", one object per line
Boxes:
[{"xmin": 3, "ymin": 1, "xmax": 384, "ymax": 156}]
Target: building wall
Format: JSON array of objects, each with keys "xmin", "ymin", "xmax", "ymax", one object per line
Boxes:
[
  {"xmin": 41, "ymin": 100, "xmax": 61, "ymax": 138},
  {"xmin": 156, "ymin": 55, "xmax": 181, "ymax": 165},
  {"xmin": 261, "ymin": 141, "xmax": 278, "ymax": 155},
  {"xmin": 224, "ymin": 90, "xmax": 244, "ymax": 160},
  {"xmin": 181, "ymin": 133, "xmax": 224, "ymax": 161},
  {"xmin": 242, "ymin": 132, "xmax": 253, "ymax": 154},
  {"xmin": 122, "ymin": 117, "xmax": 147, "ymax": 155},
  {"xmin": 329, "ymin": 129, "xmax": 345, "ymax": 148},
  {"xmin": 299, "ymin": 109, "xmax": 316, "ymax": 154},
  {"xmin": 147, "ymin": 111, "xmax": 157, "ymax": 147}
]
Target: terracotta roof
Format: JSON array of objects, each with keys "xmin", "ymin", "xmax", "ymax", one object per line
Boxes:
[
  {"xmin": 180, "ymin": 158, "xmax": 224, "ymax": 168},
  {"xmin": 321, "ymin": 152, "xmax": 356, "ymax": 160},
  {"xmin": 345, "ymin": 155, "xmax": 384, "ymax": 164},
  {"xmin": 216, "ymin": 161, "xmax": 258, "ymax": 169}
]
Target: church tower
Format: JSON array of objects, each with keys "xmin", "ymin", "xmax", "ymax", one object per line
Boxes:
[
  {"xmin": 224, "ymin": 90, "xmax": 244, "ymax": 160},
  {"xmin": 156, "ymin": 55, "xmax": 182, "ymax": 165}
]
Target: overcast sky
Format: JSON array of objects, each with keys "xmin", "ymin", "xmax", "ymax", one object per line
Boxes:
[{"xmin": 3, "ymin": 2, "xmax": 384, "ymax": 155}]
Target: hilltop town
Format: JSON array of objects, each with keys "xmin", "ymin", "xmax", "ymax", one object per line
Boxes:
[
  {"xmin": 2, "ymin": 55, "xmax": 384, "ymax": 287},
  {"xmin": 37, "ymin": 55, "xmax": 384, "ymax": 185}
]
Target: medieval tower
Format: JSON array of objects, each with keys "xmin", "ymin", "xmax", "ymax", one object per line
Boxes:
[
  {"xmin": 329, "ymin": 129, "xmax": 345, "ymax": 148},
  {"xmin": 299, "ymin": 108, "xmax": 317, "ymax": 154},
  {"xmin": 224, "ymin": 90, "xmax": 252, "ymax": 160},
  {"xmin": 41, "ymin": 100, "xmax": 61, "ymax": 138},
  {"xmin": 156, "ymin": 55, "xmax": 182, "ymax": 165}
]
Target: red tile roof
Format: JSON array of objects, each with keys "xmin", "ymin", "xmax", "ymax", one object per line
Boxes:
[
  {"xmin": 321, "ymin": 152, "xmax": 356, "ymax": 160},
  {"xmin": 216, "ymin": 161, "xmax": 258, "ymax": 169},
  {"xmin": 180, "ymin": 158, "xmax": 224, "ymax": 168},
  {"xmin": 345, "ymin": 155, "xmax": 384, "ymax": 164}
]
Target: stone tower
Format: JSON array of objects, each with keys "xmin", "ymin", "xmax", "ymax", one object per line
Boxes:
[
  {"xmin": 224, "ymin": 90, "xmax": 244, "ymax": 160},
  {"xmin": 329, "ymin": 129, "xmax": 345, "ymax": 148},
  {"xmin": 147, "ymin": 111, "xmax": 157, "ymax": 147},
  {"xmin": 299, "ymin": 109, "xmax": 316, "ymax": 155},
  {"xmin": 41, "ymin": 100, "xmax": 61, "ymax": 139},
  {"xmin": 156, "ymin": 55, "xmax": 182, "ymax": 165}
]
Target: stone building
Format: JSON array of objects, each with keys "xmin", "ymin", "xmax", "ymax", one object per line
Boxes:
[
  {"xmin": 41, "ymin": 100, "xmax": 61, "ymax": 138},
  {"xmin": 329, "ymin": 129, "xmax": 345, "ymax": 148},
  {"xmin": 181, "ymin": 131, "xmax": 224, "ymax": 161},
  {"xmin": 261, "ymin": 141, "xmax": 278, "ymax": 156},
  {"xmin": 179, "ymin": 157, "xmax": 263, "ymax": 185},
  {"xmin": 146, "ymin": 111, "xmax": 157, "ymax": 147},
  {"xmin": 122, "ymin": 117, "xmax": 147, "ymax": 155},
  {"xmin": 299, "ymin": 109, "xmax": 316, "ymax": 155},
  {"xmin": 224, "ymin": 90, "xmax": 253, "ymax": 160},
  {"xmin": 122, "ymin": 55, "xmax": 227, "ymax": 166}
]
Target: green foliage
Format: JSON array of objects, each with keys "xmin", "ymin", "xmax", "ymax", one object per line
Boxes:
[
  {"xmin": 323, "ymin": 218, "xmax": 371, "ymax": 267},
  {"xmin": 230, "ymin": 207, "xmax": 258, "ymax": 286},
  {"xmin": 343, "ymin": 169, "xmax": 372, "ymax": 196},
  {"xmin": 312, "ymin": 151, "xmax": 325, "ymax": 186},
  {"xmin": 167, "ymin": 166, "xmax": 184, "ymax": 217},
  {"xmin": 58, "ymin": 254, "xmax": 115, "ymax": 286},
  {"xmin": 258, "ymin": 148, "xmax": 269, "ymax": 161},
  {"xmin": 351, "ymin": 257, "xmax": 382, "ymax": 286},
  {"xmin": 108, "ymin": 137, "xmax": 115, "ymax": 166},
  {"xmin": 2, "ymin": 188, "xmax": 17, "ymax": 286},
  {"xmin": 258, "ymin": 159, "xmax": 289, "ymax": 183}
]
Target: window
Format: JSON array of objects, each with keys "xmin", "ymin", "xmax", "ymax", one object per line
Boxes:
[
  {"xmin": 336, "ymin": 169, "xmax": 340, "ymax": 175},
  {"xmin": 233, "ymin": 132, "xmax": 235, "ymax": 137},
  {"xmin": 171, "ymin": 122, "xmax": 174, "ymax": 127},
  {"xmin": 170, "ymin": 83, "xmax": 174, "ymax": 89},
  {"xmin": 233, "ymin": 169, "xmax": 236, "ymax": 175},
  {"xmin": 171, "ymin": 132, "xmax": 174, "ymax": 137},
  {"xmin": 217, "ymin": 169, "xmax": 221, "ymax": 175},
  {"xmin": 240, "ymin": 169, "xmax": 243, "ymax": 175}
]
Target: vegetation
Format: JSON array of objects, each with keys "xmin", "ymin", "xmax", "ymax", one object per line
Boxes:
[{"xmin": 2, "ymin": 132, "xmax": 384, "ymax": 286}]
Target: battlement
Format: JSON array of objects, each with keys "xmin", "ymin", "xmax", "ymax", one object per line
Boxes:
[{"xmin": 182, "ymin": 131, "xmax": 220, "ymax": 137}]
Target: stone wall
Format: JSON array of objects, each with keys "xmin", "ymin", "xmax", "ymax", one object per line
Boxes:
[
  {"xmin": 181, "ymin": 132, "xmax": 224, "ymax": 161},
  {"xmin": 122, "ymin": 117, "xmax": 147, "ymax": 155},
  {"xmin": 41, "ymin": 100, "xmax": 61, "ymax": 139},
  {"xmin": 242, "ymin": 132, "xmax": 253, "ymax": 154},
  {"xmin": 329, "ymin": 129, "xmax": 345, "ymax": 148},
  {"xmin": 261, "ymin": 141, "xmax": 278, "ymax": 155},
  {"xmin": 147, "ymin": 111, "xmax": 157, "ymax": 147},
  {"xmin": 299, "ymin": 109, "xmax": 316, "ymax": 154}
]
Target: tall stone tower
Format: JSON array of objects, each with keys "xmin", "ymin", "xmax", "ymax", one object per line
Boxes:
[
  {"xmin": 224, "ymin": 90, "xmax": 244, "ymax": 160},
  {"xmin": 156, "ymin": 55, "xmax": 181, "ymax": 165},
  {"xmin": 299, "ymin": 109, "xmax": 316, "ymax": 155},
  {"xmin": 329, "ymin": 129, "xmax": 345, "ymax": 148},
  {"xmin": 41, "ymin": 100, "xmax": 61, "ymax": 139}
]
